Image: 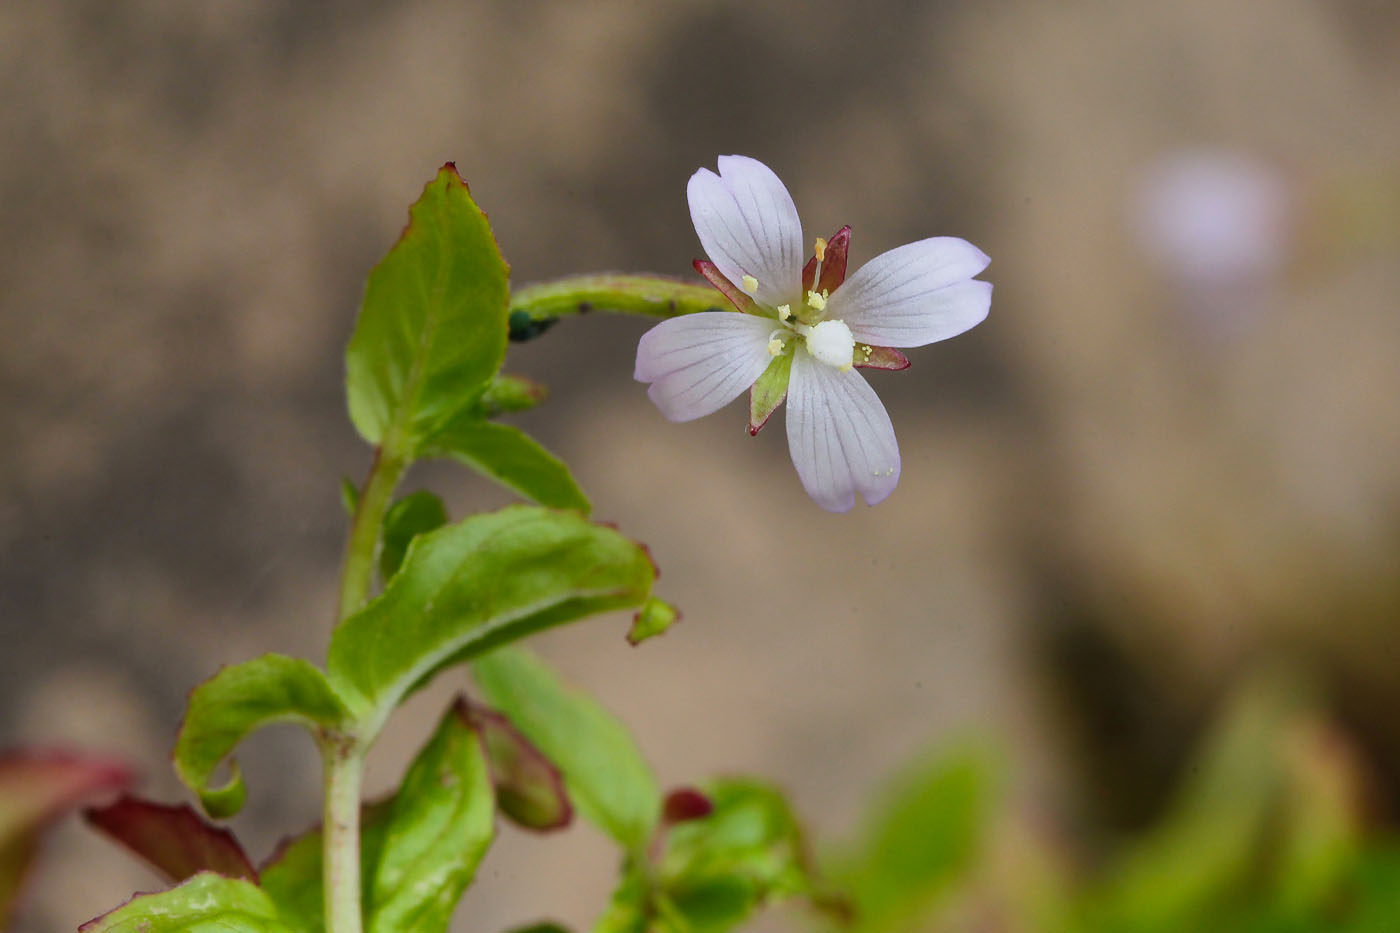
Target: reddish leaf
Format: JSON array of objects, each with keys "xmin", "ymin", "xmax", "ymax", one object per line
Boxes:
[
  {"xmin": 816, "ymin": 226, "xmax": 851, "ymax": 295},
  {"xmin": 0, "ymin": 750, "xmax": 133, "ymax": 923},
  {"xmin": 460, "ymin": 698, "xmax": 573, "ymax": 832},
  {"xmin": 854, "ymin": 345, "xmax": 910, "ymax": 371},
  {"xmin": 85, "ymin": 795, "xmax": 257, "ymax": 883},
  {"xmin": 662, "ymin": 787, "xmax": 714, "ymax": 825}
]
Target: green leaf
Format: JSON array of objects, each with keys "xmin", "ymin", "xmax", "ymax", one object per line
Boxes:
[
  {"xmin": 591, "ymin": 870, "xmax": 652, "ymax": 933},
  {"xmin": 471, "ymin": 646, "xmax": 660, "ymax": 852},
  {"xmin": 472, "ymin": 374, "xmax": 549, "ymax": 417},
  {"xmin": 656, "ymin": 779, "xmax": 812, "ymax": 932},
  {"xmin": 367, "ymin": 699, "xmax": 495, "ymax": 933},
  {"xmin": 328, "ymin": 506, "xmax": 656, "ymax": 735},
  {"xmin": 748, "ymin": 352, "xmax": 791, "ymax": 436},
  {"xmin": 79, "ymin": 872, "xmax": 292, "ymax": 932},
  {"xmin": 833, "ymin": 746, "xmax": 995, "ymax": 933},
  {"xmin": 340, "ymin": 477, "xmax": 360, "ymax": 517},
  {"xmin": 259, "ymin": 801, "xmax": 394, "ymax": 933},
  {"xmin": 424, "ymin": 420, "xmax": 589, "ymax": 513},
  {"xmin": 627, "ymin": 597, "xmax": 679, "ymax": 646},
  {"xmin": 345, "ymin": 163, "xmax": 510, "ymax": 454},
  {"xmin": 173, "ymin": 655, "xmax": 350, "ymax": 818},
  {"xmin": 379, "ymin": 491, "xmax": 449, "ymax": 583}
]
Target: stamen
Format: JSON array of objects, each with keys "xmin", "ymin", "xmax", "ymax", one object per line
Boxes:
[
  {"xmin": 805, "ymin": 289, "xmax": 827, "ymax": 312},
  {"xmin": 814, "ymin": 237, "xmax": 827, "ymax": 262},
  {"xmin": 766, "ymin": 331, "xmax": 786, "ymax": 356},
  {"xmin": 809, "ymin": 237, "xmax": 827, "ymax": 294},
  {"xmin": 740, "ymin": 274, "xmax": 759, "ymax": 295},
  {"xmin": 776, "ymin": 304, "xmax": 792, "ymax": 322}
]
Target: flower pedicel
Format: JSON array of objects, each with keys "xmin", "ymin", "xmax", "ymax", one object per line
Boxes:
[{"xmin": 634, "ymin": 155, "xmax": 992, "ymax": 512}]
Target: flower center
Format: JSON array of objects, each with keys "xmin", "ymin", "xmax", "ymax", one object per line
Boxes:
[{"xmin": 803, "ymin": 319, "xmax": 855, "ymax": 370}]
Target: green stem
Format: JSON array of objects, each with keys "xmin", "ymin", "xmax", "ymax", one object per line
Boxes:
[
  {"xmin": 508, "ymin": 274, "xmax": 723, "ymax": 328},
  {"xmin": 322, "ymin": 735, "xmax": 366, "ymax": 933},
  {"xmin": 337, "ymin": 447, "xmax": 407, "ymax": 623}
]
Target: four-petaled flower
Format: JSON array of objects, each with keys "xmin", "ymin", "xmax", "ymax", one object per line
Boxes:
[{"xmin": 634, "ymin": 155, "xmax": 992, "ymax": 512}]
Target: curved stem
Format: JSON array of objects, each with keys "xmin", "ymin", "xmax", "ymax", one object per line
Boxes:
[
  {"xmin": 508, "ymin": 274, "xmax": 723, "ymax": 329},
  {"xmin": 337, "ymin": 447, "xmax": 407, "ymax": 623},
  {"xmin": 322, "ymin": 735, "xmax": 366, "ymax": 933}
]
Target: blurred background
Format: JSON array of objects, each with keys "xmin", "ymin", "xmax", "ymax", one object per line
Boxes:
[{"xmin": 2, "ymin": 0, "xmax": 1398, "ymax": 929}]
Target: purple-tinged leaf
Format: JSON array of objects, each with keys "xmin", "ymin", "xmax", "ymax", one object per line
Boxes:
[
  {"xmin": 693, "ymin": 260, "xmax": 758, "ymax": 314},
  {"xmin": 460, "ymin": 698, "xmax": 573, "ymax": 832},
  {"xmin": 0, "ymin": 750, "xmax": 133, "ymax": 925},
  {"xmin": 662, "ymin": 787, "xmax": 714, "ymax": 825},
  {"xmin": 84, "ymin": 795, "xmax": 257, "ymax": 883},
  {"xmin": 854, "ymin": 345, "xmax": 911, "ymax": 371}
]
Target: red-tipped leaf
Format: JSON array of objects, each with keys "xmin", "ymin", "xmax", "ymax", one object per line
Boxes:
[{"xmin": 84, "ymin": 795, "xmax": 257, "ymax": 882}]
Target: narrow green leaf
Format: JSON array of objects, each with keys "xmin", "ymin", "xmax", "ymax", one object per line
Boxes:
[
  {"xmin": 833, "ymin": 746, "xmax": 994, "ymax": 933},
  {"xmin": 340, "ymin": 477, "xmax": 361, "ymax": 517},
  {"xmin": 471, "ymin": 646, "xmax": 660, "ymax": 851},
  {"xmin": 627, "ymin": 597, "xmax": 679, "ymax": 646},
  {"xmin": 345, "ymin": 163, "xmax": 510, "ymax": 454},
  {"xmin": 328, "ymin": 506, "xmax": 656, "ymax": 735},
  {"xmin": 748, "ymin": 352, "xmax": 792, "ymax": 436},
  {"xmin": 173, "ymin": 656, "xmax": 350, "ymax": 818},
  {"xmin": 367, "ymin": 699, "xmax": 495, "ymax": 932},
  {"xmin": 379, "ymin": 491, "xmax": 449, "ymax": 583},
  {"xmin": 79, "ymin": 872, "xmax": 291, "ymax": 932},
  {"xmin": 425, "ymin": 420, "xmax": 589, "ymax": 513},
  {"xmin": 472, "ymin": 374, "xmax": 549, "ymax": 417}
]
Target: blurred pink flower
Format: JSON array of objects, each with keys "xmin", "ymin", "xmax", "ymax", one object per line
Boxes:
[{"xmin": 635, "ymin": 156, "xmax": 991, "ymax": 512}]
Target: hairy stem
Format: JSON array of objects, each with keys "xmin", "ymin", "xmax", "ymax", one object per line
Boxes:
[
  {"xmin": 508, "ymin": 274, "xmax": 722, "ymax": 328},
  {"xmin": 337, "ymin": 447, "xmax": 407, "ymax": 623},
  {"xmin": 322, "ymin": 736, "xmax": 366, "ymax": 933}
]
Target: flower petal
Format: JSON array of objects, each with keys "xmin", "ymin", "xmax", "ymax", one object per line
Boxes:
[
  {"xmin": 687, "ymin": 156, "xmax": 804, "ymax": 307},
  {"xmin": 785, "ymin": 351, "xmax": 901, "ymax": 512},
  {"xmin": 635, "ymin": 312, "xmax": 775, "ymax": 422},
  {"xmin": 827, "ymin": 237, "xmax": 991, "ymax": 348}
]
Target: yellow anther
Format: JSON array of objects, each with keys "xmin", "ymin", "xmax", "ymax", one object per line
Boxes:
[
  {"xmin": 777, "ymin": 304, "xmax": 792, "ymax": 321},
  {"xmin": 814, "ymin": 237, "xmax": 827, "ymax": 262},
  {"xmin": 740, "ymin": 274, "xmax": 759, "ymax": 295},
  {"xmin": 767, "ymin": 335, "xmax": 785, "ymax": 356},
  {"xmin": 805, "ymin": 289, "xmax": 827, "ymax": 312}
]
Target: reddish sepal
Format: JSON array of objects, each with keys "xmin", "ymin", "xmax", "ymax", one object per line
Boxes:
[
  {"xmin": 84, "ymin": 795, "xmax": 257, "ymax": 882},
  {"xmin": 694, "ymin": 260, "xmax": 757, "ymax": 313},
  {"xmin": 816, "ymin": 225, "xmax": 851, "ymax": 294},
  {"xmin": 855, "ymin": 346, "xmax": 910, "ymax": 371}
]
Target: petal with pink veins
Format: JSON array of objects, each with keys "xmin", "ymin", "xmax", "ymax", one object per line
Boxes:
[
  {"xmin": 635, "ymin": 312, "xmax": 775, "ymax": 422},
  {"xmin": 828, "ymin": 237, "xmax": 991, "ymax": 348},
  {"xmin": 687, "ymin": 156, "xmax": 803, "ymax": 308},
  {"xmin": 785, "ymin": 352, "xmax": 901, "ymax": 512}
]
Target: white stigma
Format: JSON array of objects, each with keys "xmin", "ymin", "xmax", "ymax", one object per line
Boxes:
[{"xmin": 805, "ymin": 319, "xmax": 855, "ymax": 370}]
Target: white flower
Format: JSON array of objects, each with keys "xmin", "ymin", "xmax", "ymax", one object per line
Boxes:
[{"xmin": 634, "ymin": 155, "xmax": 991, "ymax": 512}]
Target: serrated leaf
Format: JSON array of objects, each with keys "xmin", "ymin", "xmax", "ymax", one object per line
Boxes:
[
  {"xmin": 425, "ymin": 420, "xmax": 589, "ymax": 513},
  {"xmin": 471, "ymin": 646, "xmax": 660, "ymax": 852},
  {"xmin": 173, "ymin": 655, "xmax": 351, "ymax": 818},
  {"xmin": 328, "ymin": 506, "xmax": 655, "ymax": 736},
  {"xmin": 627, "ymin": 597, "xmax": 679, "ymax": 646},
  {"xmin": 1, "ymin": 751, "xmax": 133, "ymax": 924},
  {"xmin": 79, "ymin": 872, "xmax": 291, "ymax": 932},
  {"xmin": 748, "ymin": 352, "xmax": 792, "ymax": 436},
  {"xmin": 84, "ymin": 795, "xmax": 257, "ymax": 883},
  {"xmin": 379, "ymin": 491, "xmax": 449, "ymax": 583},
  {"xmin": 366, "ymin": 699, "xmax": 495, "ymax": 933},
  {"xmin": 345, "ymin": 163, "xmax": 509, "ymax": 454},
  {"xmin": 465, "ymin": 702, "xmax": 572, "ymax": 831}
]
